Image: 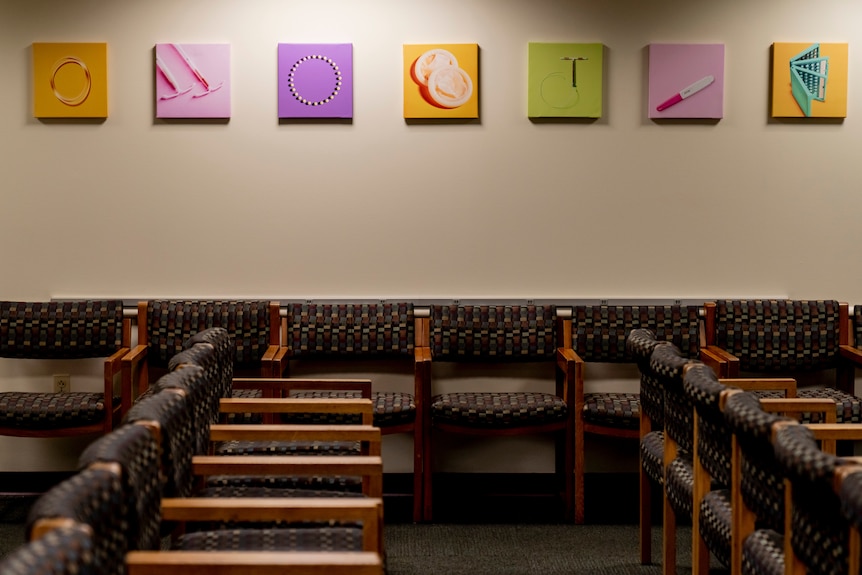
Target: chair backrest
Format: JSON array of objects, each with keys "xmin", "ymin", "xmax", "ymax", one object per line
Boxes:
[
  {"xmin": 651, "ymin": 343, "xmax": 700, "ymax": 452},
  {"xmin": 141, "ymin": 300, "xmax": 278, "ymax": 369},
  {"xmin": 174, "ymin": 326, "xmax": 234, "ymax": 401},
  {"xmin": 724, "ymin": 391, "xmax": 791, "ymax": 534},
  {"xmin": 709, "ymin": 299, "xmax": 843, "ymax": 372},
  {"xmin": 25, "ymin": 467, "xmax": 126, "ymax": 575},
  {"xmin": 148, "ymin": 365, "xmax": 211, "ymax": 456},
  {"xmin": 571, "ymin": 304, "xmax": 701, "ymax": 362},
  {"xmin": 853, "ymin": 305, "xmax": 862, "ymax": 349},
  {"xmin": 124, "ymin": 388, "xmax": 195, "ymax": 499},
  {"xmin": 428, "ymin": 303, "xmax": 557, "ymax": 361},
  {"xmin": 284, "ymin": 302, "xmax": 415, "ymax": 358},
  {"xmin": 684, "ymin": 363, "xmax": 733, "ymax": 487},
  {"xmin": 0, "ymin": 525, "xmax": 98, "ymax": 575},
  {"xmin": 0, "ymin": 300, "xmax": 126, "ymax": 359},
  {"xmin": 77, "ymin": 424, "xmax": 162, "ymax": 554},
  {"xmin": 774, "ymin": 422, "xmax": 853, "ymax": 574},
  {"xmin": 626, "ymin": 328, "xmax": 673, "ymax": 430}
]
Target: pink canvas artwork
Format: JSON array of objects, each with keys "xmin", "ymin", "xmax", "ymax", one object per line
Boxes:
[
  {"xmin": 155, "ymin": 43, "xmax": 230, "ymax": 119},
  {"xmin": 648, "ymin": 43, "xmax": 724, "ymax": 119}
]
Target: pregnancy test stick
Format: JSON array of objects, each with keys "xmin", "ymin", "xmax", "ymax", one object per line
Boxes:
[{"xmin": 656, "ymin": 75, "xmax": 714, "ymax": 112}]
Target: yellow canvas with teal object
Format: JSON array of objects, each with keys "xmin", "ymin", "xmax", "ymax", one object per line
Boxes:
[
  {"xmin": 771, "ymin": 42, "xmax": 847, "ymax": 118},
  {"xmin": 33, "ymin": 42, "xmax": 108, "ymax": 118}
]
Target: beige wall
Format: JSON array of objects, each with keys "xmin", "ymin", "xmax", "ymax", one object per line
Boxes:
[{"xmin": 0, "ymin": 0, "xmax": 859, "ymax": 471}]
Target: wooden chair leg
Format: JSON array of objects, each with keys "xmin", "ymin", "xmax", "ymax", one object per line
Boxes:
[
  {"xmin": 663, "ymin": 490, "xmax": 677, "ymax": 575},
  {"xmin": 640, "ymin": 463, "xmax": 653, "ymax": 564}
]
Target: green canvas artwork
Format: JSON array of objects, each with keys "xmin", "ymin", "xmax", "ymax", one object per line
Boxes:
[{"xmin": 528, "ymin": 42, "xmax": 604, "ymax": 118}]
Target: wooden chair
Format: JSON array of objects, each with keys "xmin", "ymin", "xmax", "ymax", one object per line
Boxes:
[
  {"xmin": 278, "ymin": 301, "xmax": 426, "ymax": 522},
  {"xmin": 837, "ymin": 465, "xmax": 862, "ymax": 575},
  {"xmin": 421, "ymin": 302, "xmax": 567, "ymax": 522},
  {"xmin": 0, "ymin": 299, "xmax": 131, "ymax": 438},
  {"xmin": 703, "ymin": 299, "xmax": 862, "ymax": 423},
  {"xmin": 559, "ymin": 304, "xmax": 713, "ymax": 525},
  {"xmin": 123, "ymin": 300, "xmax": 281, "ymax": 401},
  {"xmin": 0, "ymin": 524, "xmax": 98, "ymax": 575}
]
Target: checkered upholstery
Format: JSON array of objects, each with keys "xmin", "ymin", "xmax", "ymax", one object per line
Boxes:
[
  {"xmin": 0, "ymin": 392, "xmax": 109, "ymax": 429},
  {"xmin": 640, "ymin": 430, "xmax": 665, "ymax": 485},
  {"xmin": 124, "ymin": 389, "xmax": 195, "ymax": 499},
  {"xmin": 774, "ymin": 423, "xmax": 851, "ymax": 575},
  {"xmin": 429, "ymin": 304, "xmax": 556, "ymax": 360},
  {"xmin": 431, "ymin": 391, "xmax": 566, "ymax": 428},
  {"xmin": 0, "ymin": 300, "xmax": 125, "ymax": 359},
  {"xmin": 282, "ymin": 390, "xmax": 415, "ymax": 428},
  {"xmin": 173, "ymin": 527, "xmax": 364, "ymax": 552},
  {"xmin": 699, "ymin": 489, "xmax": 732, "ymax": 568},
  {"xmin": 77, "ymin": 424, "xmax": 162, "ymax": 554},
  {"xmin": 203, "ymin": 474, "xmax": 363, "ymax": 495},
  {"xmin": 1, "ymin": 525, "xmax": 97, "ymax": 575},
  {"xmin": 713, "ymin": 300, "xmax": 841, "ymax": 372},
  {"xmin": 854, "ymin": 305, "xmax": 862, "ymax": 349},
  {"xmin": 145, "ymin": 300, "xmax": 273, "ymax": 368},
  {"xmin": 214, "ymin": 439, "xmax": 361, "ymax": 456},
  {"xmin": 651, "ymin": 344, "xmax": 697, "ymax": 452},
  {"xmin": 149, "ymin": 365, "xmax": 211, "ymax": 456},
  {"xmin": 171, "ymin": 327, "xmax": 235, "ymax": 405},
  {"xmin": 627, "ymin": 328, "xmax": 671, "ymax": 428},
  {"xmin": 285, "ymin": 302, "xmax": 414, "ymax": 357},
  {"xmin": 742, "ymin": 528, "xmax": 785, "ymax": 575},
  {"xmin": 665, "ymin": 451, "xmax": 695, "ymax": 517},
  {"xmin": 582, "ymin": 392, "xmax": 639, "ymax": 429},
  {"xmin": 684, "ymin": 364, "xmax": 732, "ymax": 486},
  {"xmin": 572, "ymin": 305, "xmax": 701, "ymax": 362},
  {"xmin": 25, "ymin": 468, "xmax": 125, "ymax": 575},
  {"xmin": 839, "ymin": 470, "xmax": 862, "ymax": 536}
]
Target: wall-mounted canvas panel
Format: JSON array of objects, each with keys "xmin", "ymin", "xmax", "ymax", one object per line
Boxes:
[
  {"xmin": 403, "ymin": 43, "xmax": 479, "ymax": 119},
  {"xmin": 771, "ymin": 42, "xmax": 848, "ymax": 118},
  {"xmin": 155, "ymin": 43, "xmax": 230, "ymax": 119},
  {"xmin": 33, "ymin": 42, "xmax": 108, "ymax": 118},
  {"xmin": 528, "ymin": 42, "xmax": 604, "ymax": 118},
  {"xmin": 278, "ymin": 43, "xmax": 353, "ymax": 119},
  {"xmin": 648, "ymin": 43, "xmax": 724, "ymax": 119}
]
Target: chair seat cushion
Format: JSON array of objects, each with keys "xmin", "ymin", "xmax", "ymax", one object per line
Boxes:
[
  {"xmin": 640, "ymin": 430, "xmax": 664, "ymax": 485},
  {"xmin": 197, "ymin": 485, "xmax": 365, "ymax": 499},
  {"xmin": 205, "ymin": 474, "xmax": 363, "ymax": 493},
  {"xmin": 699, "ymin": 488, "xmax": 732, "ymax": 568},
  {"xmin": 742, "ymin": 529, "xmax": 785, "ymax": 575},
  {"xmin": 281, "ymin": 391, "xmax": 415, "ymax": 427},
  {"xmin": 430, "ymin": 392, "xmax": 567, "ymax": 428},
  {"xmin": 222, "ymin": 389, "xmax": 263, "ymax": 425},
  {"xmin": 173, "ymin": 527, "xmax": 364, "ymax": 551},
  {"xmin": 748, "ymin": 387, "xmax": 862, "ymax": 423},
  {"xmin": 583, "ymin": 392, "xmax": 640, "ymax": 429},
  {"xmin": 213, "ymin": 440, "xmax": 360, "ymax": 456},
  {"xmin": 0, "ymin": 392, "xmax": 107, "ymax": 429}
]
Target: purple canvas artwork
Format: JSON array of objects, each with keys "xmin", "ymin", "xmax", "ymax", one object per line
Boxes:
[
  {"xmin": 278, "ymin": 43, "xmax": 353, "ymax": 119},
  {"xmin": 155, "ymin": 43, "xmax": 230, "ymax": 119},
  {"xmin": 648, "ymin": 43, "xmax": 724, "ymax": 119}
]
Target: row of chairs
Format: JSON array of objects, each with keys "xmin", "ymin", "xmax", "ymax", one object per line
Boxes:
[
  {"xmin": 630, "ymin": 327, "xmax": 862, "ymax": 575},
  {"xmin": 0, "ymin": 326, "xmax": 387, "ymax": 575},
  {"xmin": 2, "ymin": 298, "xmax": 862, "ymax": 524}
]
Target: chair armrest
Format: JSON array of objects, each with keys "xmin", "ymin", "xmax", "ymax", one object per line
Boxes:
[
  {"xmin": 122, "ymin": 344, "xmax": 150, "ymax": 403},
  {"xmin": 260, "ymin": 345, "xmax": 281, "ymax": 377},
  {"xmin": 700, "ymin": 346, "xmax": 739, "ymax": 378},
  {"xmin": 759, "ymin": 398, "xmax": 837, "ymax": 420},
  {"xmin": 192, "ymin": 454, "xmax": 383, "ymax": 477},
  {"xmin": 208, "ymin": 424, "xmax": 381, "ymax": 444},
  {"xmin": 720, "ymin": 378, "xmax": 797, "ymax": 398},
  {"xmin": 840, "ymin": 345, "xmax": 862, "ymax": 366},
  {"xmin": 126, "ymin": 551, "xmax": 383, "ymax": 575}
]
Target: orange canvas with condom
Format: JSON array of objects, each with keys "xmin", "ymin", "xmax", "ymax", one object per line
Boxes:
[
  {"xmin": 404, "ymin": 43, "xmax": 478, "ymax": 119},
  {"xmin": 33, "ymin": 42, "xmax": 107, "ymax": 118}
]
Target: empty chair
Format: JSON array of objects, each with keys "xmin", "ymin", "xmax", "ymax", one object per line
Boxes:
[
  {"xmin": 0, "ymin": 525, "xmax": 98, "ymax": 575},
  {"xmin": 559, "ymin": 303, "xmax": 704, "ymax": 524},
  {"xmin": 422, "ymin": 302, "xmax": 567, "ymax": 522},
  {"xmin": 0, "ymin": 299, "xmax": 131, "ymax": 438}
]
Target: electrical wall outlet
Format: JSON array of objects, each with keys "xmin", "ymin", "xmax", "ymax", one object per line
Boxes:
[{"xmin": 53, "ymin": 374, "xmax": 71, "ymax": 393}]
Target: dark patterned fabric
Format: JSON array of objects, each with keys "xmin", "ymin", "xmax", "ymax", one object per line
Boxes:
[
  {"xmin": 713, "ymin": 300, "xmax": 841, "ymax": 372},
  {"xmin": 742, "ymin": 528, "xmax": 785, "ymax": 575},
  {"xmin": 774, "ymin": 423, "xmax": 850, "ymax": 575},
  {"xmin": 640, "ymin": 430, "xmax": 665, "ymax": 485},
  {"xmin": 627, "ymin": 328, "xmax": 671, "ymax": 428},
  {"xmin": 0, "ymin": 392, "xmax": 106, "ymax": 429},
  {"xmin": 150, "ymin": 366, "xmax": 211, "ymax": 456},
  {"xmin": 582, "ymin": 392, "xmax": 639, "ymax": 429},
  {"xmin": 146, "ymin": 300, "xmax": 273, "ymax": 368},
  {"xmin": 222, "ymin": 388, "xmax": 263, "ymax": 425},
  {"xmin": 196, "ymin": 485, "xmax": 364, "ymax": 499},
  {"xmin": 840, "ymin": 470, "xmax": 862, "ymax": 533},
  {"xmin": 173, "ymin": 527, "xmax": 364, "ymax": 552},
  {"xmin": 796, "ymin": 387, "xmax": 862, "ymax": 423},
  {"xmin": 0, "ymin": 526, "xmax": 97, "ymax": 575},
  {"xmin": 854, "ymin": 305, "xmax": 862, "ymax": 351},
  {"xmin": 699, "ymin": 489, "xmax": 732, "ymax": 568},
  {"xmin": 286, "ymin": 302, "xmax": 414, "ymax": 357},
  {"xmin": 0, "ymin": 300, "xmax": 125, "ymax": 359},
  {"xmin": 431, "ymin": 392, "xmax": 567, "ymax": 428},
  {"xmin": 665, "ymin": 451, "xmax": 695, "ymax": 517},
  {"xmin": 724, "ymin": 392, "xmax": 791, "ymax": 533},
  {"xmin": 25, "ymin": 468, "xmax": 125, "ymax": 575},
  {"xmin": 214, "ymin": 440, "xmax": 361, "ymax": 456},
  {"xmin": 77, "ymin": 424, "xmax": 162, "ymax": 553},
  {"xmin": 684, "ymin": 364, "xmax": 732, "ymax": 486},
  {"xmin": 169, "ymin": 341, "xmax": 229, "ymax": 416},
  {"xmin": 123, "ymin": 389, "xmax": 194, "ymax": 499},
  {"xmin": 429, "ymin": 304, "xmax": 557, "ymax": 360},
  {"xmin": 282, "ymin": 390, "xmax": 415, "ymax": 427},
  {"xmin": 573, "ymin": 305, "xmax": 701, "ymax": 362},
  {"xmin": 204, "ymin": 474, "xmax": 362, "ymax": 494},
  {"xmin": 178, "ymin": 328, "xmax": 235, "ymax": 403},
  {"xmin": 651, "ymin": 344, "xmax": 697, "ymax": 452}
]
